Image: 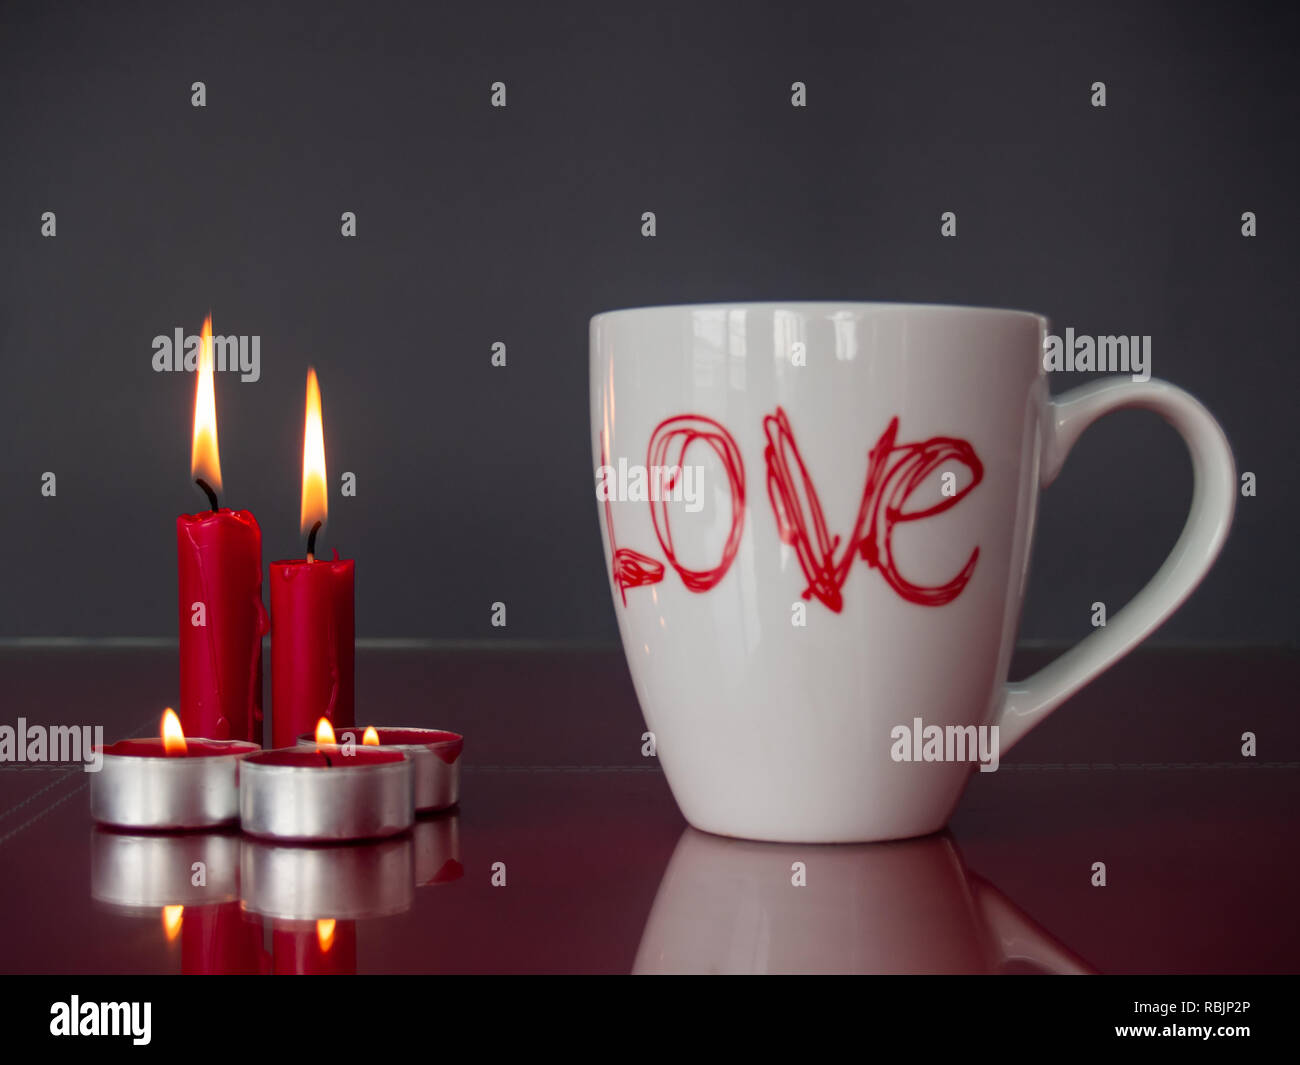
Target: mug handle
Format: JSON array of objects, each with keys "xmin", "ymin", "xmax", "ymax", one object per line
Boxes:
[{"xmin": 998, "ymin": 378, "xmax": 1236, "ymax": 752}]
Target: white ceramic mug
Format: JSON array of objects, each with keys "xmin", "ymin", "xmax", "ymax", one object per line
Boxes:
[{"xmin": 590, "ymin": 302, "xmax": 1235, "ymax": 843}]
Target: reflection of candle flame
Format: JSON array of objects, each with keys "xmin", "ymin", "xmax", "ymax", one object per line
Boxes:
[
  {"xmin": 315, "ymin": 717, "xmax": 336, "ymax": 745},
  {"xmin": 362, "ymin": 727, "xmax": 380, "ymax": 746},
  {"xmin": 316, "ymin": 918, "xmax": 336, "ymax": 953},
  {"xmin": 161, "ymin": 708, "xmax": 188, "ymax": 756},
  {"xmin": 300, "ymin": 368, "xmax": 328, "ymax": 540},
  {"xmin": 191, "ymin": 316, "xmax": 222, "ymax": 496},
  {"xmin": 162, "ymin": 904, "xmax": 184, "ymax": 941}
]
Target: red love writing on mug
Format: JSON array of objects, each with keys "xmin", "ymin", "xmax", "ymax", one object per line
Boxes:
[{"xmin": 599, "ymin": 406, "xmax": 984, "ymax": 614}]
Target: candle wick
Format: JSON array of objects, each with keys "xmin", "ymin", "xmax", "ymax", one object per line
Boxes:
[
  {"xmin": 195, "ymin": 478, "xmax": 219, "ymax": 512},
  {"xmin": 306, "ymin": 520, "xmax": 322, "ymax": 563}
]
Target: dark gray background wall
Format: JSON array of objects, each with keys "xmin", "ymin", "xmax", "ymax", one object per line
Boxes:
[{"xmin": 1, "ymin": 0, "xmax": 1295, "ymax": 644}]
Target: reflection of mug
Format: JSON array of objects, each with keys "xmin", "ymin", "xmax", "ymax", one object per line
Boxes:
[
  {"xmin": 633, "ymin": 828, "xmax": 1092, "ymax": 974},
  {"xmin": 591, "ymin": 303, "xmax": 1235, "ymax": 842}
]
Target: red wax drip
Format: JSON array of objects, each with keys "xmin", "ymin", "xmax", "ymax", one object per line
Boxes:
[{"xmin": 429, "ymin": 859, "xmax": 465, "ymax": 885}]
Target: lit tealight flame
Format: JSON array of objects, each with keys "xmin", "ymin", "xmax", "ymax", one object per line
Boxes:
[
  {"xmin": 191, "ymin": 315, "xmax": 223, "ymax": 500},
  {"xmin": 362, "ymin": 726, "xmax": 380, "ymax": 746},
  {"xmin": 315, "ymin": 717, "xmax": 336, "ymax": 746},
  {"xmin": 161, "ymin": 708, "xmax": 188, "ymax": 756},
  {"xmin": 300, "ymin": 368, "xmax": 328, "ymax": 554},
  {"xmin": 316, "ymin": 918, "xmax": 336, "ymax": 953},
  {"xmin": 162, "ymin": 904, "xmax": 184, "ymax": 941}
]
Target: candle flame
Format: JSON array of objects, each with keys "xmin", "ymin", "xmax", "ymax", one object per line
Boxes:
[
  {"xmin": 316, "ymin": 918, "xmax": 336, "ymax": 953},
  {"xmin": 315, "ymin": 717, "xmax": 336, "ymax": 745},
  {"xmin": 190, "ymin": 315, "xmax": 223, "ymax": 497},
  {"xmin": 362, "ymin": 726, "xmax": 380, "ymax": 746},
  {"xmin": 161, "ymin": 708, "xmax": 188, "ymax": 756},
  {"xmin": 162, "ymin": 904, "xmax": 184, "ymax": 941},
  {"xmin": 300, "ymin": 367, "xmax": 328, "ymax": 539}
]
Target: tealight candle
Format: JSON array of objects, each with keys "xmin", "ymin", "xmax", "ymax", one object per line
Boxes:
[
  {"xmin": 297, "ymin": 725, "xmax": 463, "ymax": 812},
  {"xmin": 239, "ymin": 720, "xmax": 413, "ymax": 842},
  {"xmin": 90, "ymin": 709, "xmax": 259, "ymax": 830}
]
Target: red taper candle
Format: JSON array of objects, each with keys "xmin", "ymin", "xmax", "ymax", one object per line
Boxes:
[
  {"xmin": 178, "ymin": 316, "xmax": 267, "ymax": 742},
  {"xmin": 271, "ymin": 368, "xmax": 354, "ymax": 749},
  {"xmin": 270, "ymin": 553, "xmax": 354, "ymax": 748},
  {"xmin": 181, "ymin": 902, "xmax": 268, "ymax": 975}
]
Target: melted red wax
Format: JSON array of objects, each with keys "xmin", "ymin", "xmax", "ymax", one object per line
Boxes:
[
  {"xmin": 248, "ymin": 747, "xmax": 405, "ymax": 768},
  {"xmin": 319, "ymin": 727, "xmax": 464, "ymax": 765},
  {"xmin": 102, "ymin": 738, "xmax": 257, "ymax": 758}
]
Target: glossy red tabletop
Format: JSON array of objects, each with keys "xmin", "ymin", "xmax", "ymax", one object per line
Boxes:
[{"xmin": 0, "ymin": 645, "xmax": 1295, "ymax": 973}]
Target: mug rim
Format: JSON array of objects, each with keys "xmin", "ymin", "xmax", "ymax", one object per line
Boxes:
[{"xmin": 591, "ymin": 300, "xmax": 1048, "ymax": 327}]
